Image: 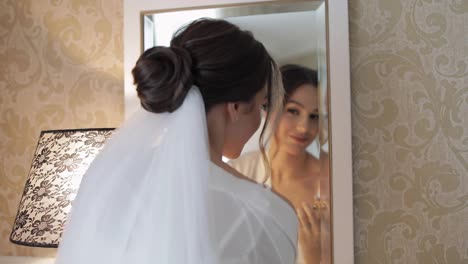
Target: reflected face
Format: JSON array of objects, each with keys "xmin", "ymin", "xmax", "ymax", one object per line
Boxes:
[
  {"xmin": 223, "ymin": 86, "xmax": 268, "ymax": 159},
  {"xmin": 275, "ymin": 84, "xmax": 319, "ymax": 155}
]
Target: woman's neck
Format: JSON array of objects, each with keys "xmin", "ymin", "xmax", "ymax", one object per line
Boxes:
[
  {"xmin": 268, "ymin": 140, "xmax": 309, "ymax": 182},
  {"xmin": 206, "ymin": 105, "xmax": 227, "ymax": 166}
]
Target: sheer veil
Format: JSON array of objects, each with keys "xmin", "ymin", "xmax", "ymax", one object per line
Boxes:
[{"xmin": 55, "ymin": 87, "xmax": 217, "ymax": 264}]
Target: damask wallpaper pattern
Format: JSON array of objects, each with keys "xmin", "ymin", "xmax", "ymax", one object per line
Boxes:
[
  {"xmin": 0, "ymin": 0, "xmax": 123, "ymax": 257},
  {"xmin": 0, "ymin": 0, "xmax": 466, "ymax": 262},
  {"xmin": 350, "ymin": 0, "xmax": 468, "ymax": 263}
]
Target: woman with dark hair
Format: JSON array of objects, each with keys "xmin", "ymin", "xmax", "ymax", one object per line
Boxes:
[
  {"xmin": 55, "ymin": 18, "xmax": 297, "ymax": 264},
  {"xmin": 231, "ymin": 64, "xmax": 321, "ymax": 264}
]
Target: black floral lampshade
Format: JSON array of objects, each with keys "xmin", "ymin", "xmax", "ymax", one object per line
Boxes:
[{"xmin": 10, "ymin": 128, "xmax": 114, "ymax": 248}]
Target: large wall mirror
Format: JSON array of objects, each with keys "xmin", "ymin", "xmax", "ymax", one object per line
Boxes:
[{"xmin": 124, "ymin": 0, "xmax": 353, "ymax": 263}]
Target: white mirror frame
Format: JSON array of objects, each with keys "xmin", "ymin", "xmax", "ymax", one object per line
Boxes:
[{"xmin": 124, "ymin": 0, "xmax": 353, "ymax": 263}]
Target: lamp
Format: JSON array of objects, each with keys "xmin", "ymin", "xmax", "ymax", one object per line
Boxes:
[{"xmin": 10, "ymin": 128, "xmax": 114, "ymax": 248}]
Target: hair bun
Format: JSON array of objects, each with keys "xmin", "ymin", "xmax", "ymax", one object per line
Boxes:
[{"xmin": 132, "ymin": 46, "xmax": 194, "ymax": 113}]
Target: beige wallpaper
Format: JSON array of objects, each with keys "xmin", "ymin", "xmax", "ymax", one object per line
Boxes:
[
  {"xmin": 0, "ymin": 0, "xmax": 124, "ymax": 257},
  {"xmin": 349, "ymin": 0, "xmax": 468, "ymax": 263},
  {"xmin": 0, "ymin": 0, "xmax": 467, "ymax": 262}
]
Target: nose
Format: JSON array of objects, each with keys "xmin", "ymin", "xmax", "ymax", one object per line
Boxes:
[{"xmin": 296, "ymin": 117, "xmax": 308, "ymax": 133}]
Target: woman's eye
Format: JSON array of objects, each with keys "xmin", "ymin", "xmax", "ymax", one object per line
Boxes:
[
  {"xmin": 309, "ymin": 113, "xmax": 319, "ymax": 120},
  {"xmin": 286, "ymin": 108, "xmax": 299, "ymax": 115}
]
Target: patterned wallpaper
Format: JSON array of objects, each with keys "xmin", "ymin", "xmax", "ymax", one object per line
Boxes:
[
  {"xmin": 349, "ymin": 0, "xmax": 468, "ymax": 263},
  {"xmin": 0, "ymin": 0, "xmax": 466, "ymax": 262},
  {"xmin": 0, "ymin": 0, "xmax": 123, "ymax": 257}
]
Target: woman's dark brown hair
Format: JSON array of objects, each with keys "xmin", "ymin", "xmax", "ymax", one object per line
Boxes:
[
  {"xmin": 131, "ymin": 18, "xmax": 281, "ymax": 157},
  {"xmin": 132, "ymin": 18, "xmax": 277, "ymax": 113},
  {"xmin": 280, "ymin": 64, "xmax": 318, "ymax": 104}
]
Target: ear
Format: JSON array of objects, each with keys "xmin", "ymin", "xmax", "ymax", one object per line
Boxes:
[{"xmin": 226, "ymin": 102, "xmax": 241, "ymax": 123}]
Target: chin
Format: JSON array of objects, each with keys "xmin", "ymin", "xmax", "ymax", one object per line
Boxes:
[
  {"xmin": 283, "ymin": 145, "xmax": 307, "ymax": 156},
  {"xmin": 223, "ymin": 148, "xmax": 243, "ymax": 160}
]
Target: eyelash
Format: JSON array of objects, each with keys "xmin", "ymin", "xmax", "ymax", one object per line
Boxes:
[
  {"xmin": 286, "ymin": 108, "xmax": 299, "ymax": 115},
  {"xmin": 309, "ymin": 114, "xmax": 319, "ymax": 120},
  {"xmin": 286, "ymin": 108, "xmax": 319, "ymax": 120}
]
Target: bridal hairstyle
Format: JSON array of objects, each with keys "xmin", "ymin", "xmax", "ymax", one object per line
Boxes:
[
  {"xmin": 280, "ymin": 64, "xmax": 318, "ymax": 103},
  {"xmin": 131, "ymin": 18, "xmax": 283, "ymax": 159}
]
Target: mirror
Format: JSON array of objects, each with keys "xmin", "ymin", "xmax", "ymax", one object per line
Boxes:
[
  {"xmin": 143, "ymin": 2, "xmax": 329, "ymax": 263},
  {"xmin": 124, "ymin": 0, "xmax": 353, "ymax": 263}
]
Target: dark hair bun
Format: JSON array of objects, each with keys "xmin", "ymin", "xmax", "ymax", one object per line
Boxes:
[{"xmin": 132, "ymin": 46, "xmax": 194, "ymax": 113}]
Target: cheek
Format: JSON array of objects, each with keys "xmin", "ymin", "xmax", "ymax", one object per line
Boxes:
[
  {"xmin": 225, "ymin": 111, "xmax": 262, "ymax": 159},
  {"xmin": 252, "ymin": 109, "xmax": 262, "ymax": 132},
  {"xmin": 308, "ymin": 121, "xmax": 319, "ymax": 137},
  {"xmin": 238, "ymin": 110, "xmax": 261, "ymax": 144},
  {"xmin": 244, "ymin": 109, "xmax": 261, "ymax": 137},
  {"xmin": 276, "ymin": 116, "xmax": 294, "ymax": 139}
]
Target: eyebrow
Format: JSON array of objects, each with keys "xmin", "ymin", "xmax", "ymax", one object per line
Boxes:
[{"xmin": 287, "ymin": 100, "xmax": 319, "ymax": 112}]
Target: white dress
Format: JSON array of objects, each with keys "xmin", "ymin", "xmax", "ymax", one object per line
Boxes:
[
  {"xmin": 56, "ymin": 162, "xmax": 298, "ymax": 264},
  {"xmin": 208, "ymin": 164, "xmax": 298, "ymax": 263},
  {"xmin": 229, "ymin": 151, "xmax": 306, "ymax": 264}
]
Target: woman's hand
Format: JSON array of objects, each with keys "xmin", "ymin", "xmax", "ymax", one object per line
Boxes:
[{"xmin": 297, "ymin": 202, "xmax": 320, "ymax": 264}]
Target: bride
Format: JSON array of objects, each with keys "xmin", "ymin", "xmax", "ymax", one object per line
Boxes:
[{"xmin": 55, "ymin": 18, "xmax": 297, "ymax": 264}]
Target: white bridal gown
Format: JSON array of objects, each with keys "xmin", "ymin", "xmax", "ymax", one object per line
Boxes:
[{"xmin": 207, "ymin": 164, "xmax": 298, "ymax": 263}]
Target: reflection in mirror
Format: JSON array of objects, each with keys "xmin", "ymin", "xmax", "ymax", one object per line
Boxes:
[
  {"xmin": 230, "ymin": 64, "xmax": 322, "ymax": 264},
  {"xmin": 143, "ymin": 1, "xmax": 330, "ymax": 263}
]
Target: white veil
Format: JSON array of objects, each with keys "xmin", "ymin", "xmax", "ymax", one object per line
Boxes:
[{"xmin": 55, "ymin": 87, "xmax": 217, "ymax": 264}]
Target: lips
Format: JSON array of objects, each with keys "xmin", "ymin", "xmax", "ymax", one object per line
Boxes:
[{"xmin": 289, "ymin": 135, "xmax": 309, "ymax": 144}]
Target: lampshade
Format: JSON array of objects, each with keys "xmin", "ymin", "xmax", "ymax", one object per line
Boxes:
[{"xmin": 10, "ymin": 128, "xmax": 114, "ymax": 247}]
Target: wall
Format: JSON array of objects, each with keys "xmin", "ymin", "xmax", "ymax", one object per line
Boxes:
[
  {"xmin": 0, "ymin": 0, "xmax": 123, "ymax": 257},
  {"xmin": 350, "ymin": 0, "xmax": 468, "ymax": 263}
]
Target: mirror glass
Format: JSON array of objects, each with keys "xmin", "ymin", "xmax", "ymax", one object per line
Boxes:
[{"xmin": 142, "ymin": 1, "xmax": 331, "ymax": 263}]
